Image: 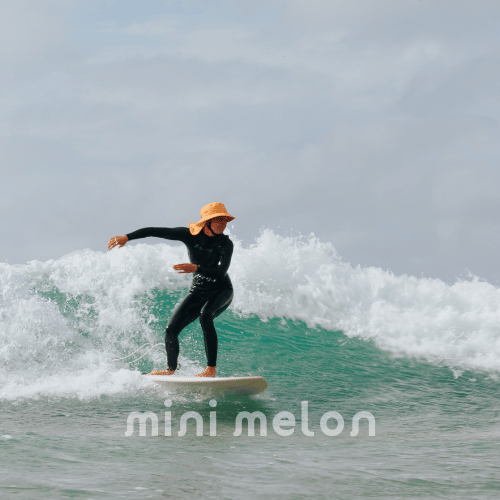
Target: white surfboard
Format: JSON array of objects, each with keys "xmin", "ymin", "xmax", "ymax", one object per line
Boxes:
[{"xmin": 144, "ymin": 375, "xmax": 268, "ymax": 395}]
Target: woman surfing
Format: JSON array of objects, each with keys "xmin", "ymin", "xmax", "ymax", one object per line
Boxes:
[{"xmin": 107, "ymin": 202, "xmax": 235, "ymax": 378}]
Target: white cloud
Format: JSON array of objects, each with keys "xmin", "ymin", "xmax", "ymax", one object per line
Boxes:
[
  {"xmin": 0, "ymin": 0, "xmax": 72, "ymax": 66},
  {"xmin": 113, "ymin": 18, "xmax": 180, "ymax": 37}
]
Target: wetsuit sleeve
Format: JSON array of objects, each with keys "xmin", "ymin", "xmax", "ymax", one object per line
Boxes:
[
  {"xmin": 197, "ymin": 239, "xmax": 234, "ymax": 279},
  {"xmin": 126, "ymin": 227, "xmax": 190, "ymax": 244}
]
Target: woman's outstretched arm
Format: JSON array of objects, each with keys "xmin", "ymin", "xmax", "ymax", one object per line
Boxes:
[{"xmin": 108, "ymin": 227, "xmax": 190, "ymax": 250}]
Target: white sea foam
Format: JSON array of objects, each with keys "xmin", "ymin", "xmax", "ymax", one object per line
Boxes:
[
  {"xmin": 1, "ymin": 230, "xmax": 500, "ymax": 399},
  {"xmin": 0, "ymin": 245, "xmax": 197, "ymax": 400}
]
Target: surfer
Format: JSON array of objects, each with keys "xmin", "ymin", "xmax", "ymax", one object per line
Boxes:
[{"xmin": 107, "ymin": 202, "xmax": 235, "ymax": 378}]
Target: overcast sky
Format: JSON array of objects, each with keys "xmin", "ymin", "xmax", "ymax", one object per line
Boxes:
[{"xmin": 1, "ymin": 0, "xmax": 500, "ymax": 283}]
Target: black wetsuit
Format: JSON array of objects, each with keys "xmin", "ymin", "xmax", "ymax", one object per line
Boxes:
[{"xmin": 126, "ymin": 227, "xmax": 234, "ymax": 370}]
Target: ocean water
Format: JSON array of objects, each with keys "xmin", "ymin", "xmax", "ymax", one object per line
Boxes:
[{"xmin": 1, "ymin": 230, "xmax": 500, "ymax": 499}]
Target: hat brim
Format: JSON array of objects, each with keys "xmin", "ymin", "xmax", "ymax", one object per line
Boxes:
[{"xmin": 188, "ymin": 213, "xmax": 235, "ymax": 235}]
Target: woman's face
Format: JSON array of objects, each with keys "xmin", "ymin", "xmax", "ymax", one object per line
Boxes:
[{"xmin": 209, "ymin": 217, "xmax": 228, "ymax": 234}]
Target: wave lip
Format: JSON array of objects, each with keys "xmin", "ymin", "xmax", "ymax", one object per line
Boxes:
[{"xmin": 231, "ymin": 230, "xmax": 500, "ymax": 374}]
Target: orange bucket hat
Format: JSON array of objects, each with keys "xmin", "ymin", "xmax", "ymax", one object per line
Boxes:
[{"xmin": 188, "ymin": 202, "xmax": 235, "ymax": 235}]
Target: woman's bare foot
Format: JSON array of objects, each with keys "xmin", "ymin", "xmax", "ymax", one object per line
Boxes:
[
  {"xmin": 148, "ymin": 369, "xmax": 175, "ymax": 375},
  {"xmin": 195, "ymin": 366, "xmax": 216, "ymax": 377}
]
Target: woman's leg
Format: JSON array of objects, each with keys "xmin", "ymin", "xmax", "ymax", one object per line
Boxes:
[
  {"xmin": 164, "ymin": 291, "xmax": 205, "ymax": 371},
  {"xmin": 198, "ymin": 287, "xmax": 234, "ymax": 368}
]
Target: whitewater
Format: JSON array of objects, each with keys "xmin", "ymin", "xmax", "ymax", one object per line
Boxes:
[{"xmin": 1, "ymin": 229, "xmax": 499, "ymax": 401}]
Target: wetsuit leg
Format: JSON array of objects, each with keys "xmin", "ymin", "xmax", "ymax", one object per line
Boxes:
[
  {"xmin": 199, "ymin": 287, "xmax": 234, "ymax": 367},
  {"xmin": 164, "ymin": 291, "xmax": 206, "ymax": 370}
]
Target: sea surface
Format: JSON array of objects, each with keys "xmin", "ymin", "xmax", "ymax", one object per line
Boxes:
[{"xmin": 1, "ymin": 230, "xmax": 500, "ymax": 499}]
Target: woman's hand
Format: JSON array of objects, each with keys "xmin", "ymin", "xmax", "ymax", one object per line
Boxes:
[
  {"xmin": 108, "ymin": 235, "xmax": 128, "ymax": 250},
  {"xmin": 173, "ymin": 263, "xmax": 198, "ymax": 274}
]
